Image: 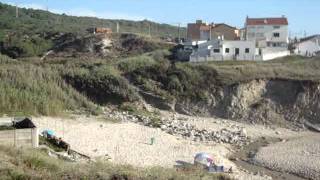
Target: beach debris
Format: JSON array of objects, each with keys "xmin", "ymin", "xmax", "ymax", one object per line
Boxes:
[{"xmin": 107, "ymin": 111, "xmax": 250, "ymax": 146}]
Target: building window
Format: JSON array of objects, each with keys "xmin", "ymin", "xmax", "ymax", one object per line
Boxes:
[
  {"xmin": 248, "ymin": 33, "xmax": 255, "ymax": 38},
  {"xmin": 273, "ymin": 26, "xmax": 280, "ymax": 29},
  {"xmin": 256, "ymin": 33, "xmax": 264, "ymax": 38},
  {"xmin": 273, "ymin": 33, "xmax": 280, "ymax": 38},
  {"xmin": 225, "ymin": 48, "xmax": 230, "ymax": 53},
  {"xmin": 213, "ymin": 49, "xmax": 220, "ymax": 53},
  {"xmin": 235, "ymin": 48, "xmax": 240, "ymax": 55},
  {"xmin": 245, "ymin": 48, "xmax": 250, "ymax": 53}
]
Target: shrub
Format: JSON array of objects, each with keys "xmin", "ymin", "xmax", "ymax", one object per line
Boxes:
[
  {"xmin": 64, "ymin": 65, "xmax": 140, "ymax": 105},
  {"xmin": 118, "ymin": 55, "xmax": 157, "ymax": 73}
]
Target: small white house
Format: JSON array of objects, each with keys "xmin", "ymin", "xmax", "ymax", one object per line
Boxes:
[
  {"xmin": 294, "ymin": 35, "xmax": 320, "ymax": 57},
  {"xmin": 190, "ymin": 40, "xmax": 256, "ymax": 62}
]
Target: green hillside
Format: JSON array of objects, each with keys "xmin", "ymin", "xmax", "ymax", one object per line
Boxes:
[
  {"xmin": 0, "ymin": 2, "xmax": 185, "ymax": 38},
  {"xmin": 0, "ymin": 2, "xmax": 185, "ymax": 58}
]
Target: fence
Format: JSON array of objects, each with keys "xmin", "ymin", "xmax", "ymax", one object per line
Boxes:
[{"xmin": 0, "ymin": 128, "xmax": 39, "ymax": 148}]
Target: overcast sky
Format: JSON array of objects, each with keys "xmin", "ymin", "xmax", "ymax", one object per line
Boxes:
[{"xmin": 1, "ymin": 0, "xmax": 319, "ymax": 37}]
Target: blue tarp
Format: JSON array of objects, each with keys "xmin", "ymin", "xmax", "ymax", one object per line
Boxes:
[{"xmin": 42, "ymin": 130, "xmax": 55, "ymax": 137}]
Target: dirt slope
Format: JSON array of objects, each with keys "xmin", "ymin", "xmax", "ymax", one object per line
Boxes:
[{"xmin": 141, "ymin": 79, "xmax": 320, "ymax": 129}]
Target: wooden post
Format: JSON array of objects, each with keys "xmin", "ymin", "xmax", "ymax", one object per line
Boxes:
[
  {"xmin": 13, "ymin": 129, "xmax": 17, "ymax": 147},
  {"xmin": 32, "ymin": 128, "xmax": 39, "ymax": 148}
]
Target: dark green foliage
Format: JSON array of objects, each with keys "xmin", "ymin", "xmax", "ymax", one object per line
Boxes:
[
  {"xmin": 39, "ymin": 136, "xmax": 66, "ymax": 152},
  {"xmin": 119, "ymin": 55, "xmax": 219, "ymax": 101},
  {"xmin": 64, "ymin": 65, "xmax": 139, "ymax": 105},
  {"xmin": 1, "ymin": 33, "xmax": 53, "ymax": 58}
]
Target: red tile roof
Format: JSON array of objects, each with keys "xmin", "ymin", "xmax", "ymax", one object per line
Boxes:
[{"xmin": 246, "ymin": 17, "xmax": 288, "ymax": 26}]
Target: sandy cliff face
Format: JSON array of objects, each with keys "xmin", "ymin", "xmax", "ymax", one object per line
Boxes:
[{"xmin": 166, "ymin": 79, "xmax": 320, "ymax": 128}]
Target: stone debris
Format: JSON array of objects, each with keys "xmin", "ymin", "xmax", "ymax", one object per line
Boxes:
[{"xmin": 107, "ymin": 111, "xmax": 250, "ymax": 146}]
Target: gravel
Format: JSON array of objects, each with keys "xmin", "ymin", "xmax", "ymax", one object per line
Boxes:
[{"xmin": 107, "ymin": 111, "xmax": 250, "ymax": 146}]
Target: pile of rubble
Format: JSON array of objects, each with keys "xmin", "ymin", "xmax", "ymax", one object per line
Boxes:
[
  {"xmin": 106, "ymin": 111, "xmax": 250, "ymax": 146},
  {"xmin": 160, "ymin": 120, "xmax": 249, "ymax": 146}
]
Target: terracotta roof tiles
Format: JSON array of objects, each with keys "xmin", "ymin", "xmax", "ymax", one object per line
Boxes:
[{"xmin": 246, "ymin": 17, "xmax": 288, "ymax": 26}]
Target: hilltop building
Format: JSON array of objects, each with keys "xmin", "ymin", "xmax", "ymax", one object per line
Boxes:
[
  {"xmin": 87, "ymin": 27, "xmax": 113, "ymax": 36},
  {"xmin": 189, "ymin": 39, "xmax": 256, "ymax": 62},
  {"xmin": 187, "ymin": 20, "xmax": 240, "ymax": 42},
  {"xmin": 244, "ymin": 16, "xmax": 290, "ymax": 60},
  {"xmin": 178, "ymin": 17, "xmax": 291, "ymax": 62}
]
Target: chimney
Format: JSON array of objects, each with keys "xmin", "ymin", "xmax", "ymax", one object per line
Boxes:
[{"xmin": 196, "ymin": 20, "xmax": 203, "ymax": 24}]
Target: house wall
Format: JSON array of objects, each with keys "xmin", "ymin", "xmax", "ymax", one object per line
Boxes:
[
  {"xmin": 246, "ymin": 25, "xmax": 288, "ymax": 47},
  {"xmin": 261, "ymin": 48, "xmax": 290, "ymax": 60},
  {"xmin": 187, "ymin": 24, "xmax": 201, "ymax": 40},
  {"xmin": 200, "ymin": 30, "xmax": 210, "ymax": 41},
  {"xmin": 0, "ymin": 128, "xmax": 39, "ymax": 148},
  {"xmin": 187, "ymin": 24, "xmax": 210, "ymax": 41},
  {"xmin": 211, "ymin": 25, "xmax": 239, "ymax": 40},
  {"xmin": 294, "ymin": 40, "xmax": 320, "ymax": 57},
  {"xmin": 222, "ymin": 41, "xmax": 256, "ymax": 60},
  {"xmin": 190, "ymin": 40, "xmax": 256, "ymax": 61}
]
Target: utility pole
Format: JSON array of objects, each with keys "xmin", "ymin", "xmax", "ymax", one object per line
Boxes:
[
  {"xmin": 209, "ymin": 24, "xmax": 212, "ymax": 41},
  {"xmin": 46, "ymin": 0, "xmax": 49, "ymax": 12},
  {"xmin": 116, "ymin": 22, "xmax": 120, "ymax": 33},
  {"xmin": 15, "ymin": 3, "xmax": 19, "ymax": 18},
  {"xmin": 178, "ymin": 23, "xmax": 181, "ymax": 42}
]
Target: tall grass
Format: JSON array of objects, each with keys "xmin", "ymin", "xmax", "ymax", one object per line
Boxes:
[
  {"xmin": 191, "ymin": 56, "xmax": 320, "ymax": 85},
  {"xmin": 0, "ymin": 63, "xmax": 99, "ymax": 116}
]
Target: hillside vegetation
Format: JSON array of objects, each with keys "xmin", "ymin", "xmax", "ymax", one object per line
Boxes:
[
  {"xmin": 0, "ymin": 2, "xmax": 184, "ymax": 58},
  {"xmin": 1, "ymin": 49, "xmax": 320, "ymax": 117},
  {"xmin": 0, "ymin": 54, "xmax": 100, "ymax": 116}
]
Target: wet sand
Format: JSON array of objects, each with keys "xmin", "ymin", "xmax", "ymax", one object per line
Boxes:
[{"xmin": 230, "ymin": 137, "xmax": 307, "ymax": 180}]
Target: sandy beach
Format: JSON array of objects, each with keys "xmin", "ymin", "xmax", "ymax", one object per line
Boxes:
[{"xmin": 32, "ymin": 112, "xmax": 318, "ymax": 180}]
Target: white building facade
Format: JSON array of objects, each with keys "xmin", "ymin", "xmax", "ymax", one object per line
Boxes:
[
  {"xmin": 245, "ymin": 17, "xmax": 290, "ymax": 60},
  {"xmin": 294, "ymin": 35, "xmax": 320, "ymax": 57},
  {"xmin": 190, "ymin": 40, "xmax": 256, "ymax": 62}
]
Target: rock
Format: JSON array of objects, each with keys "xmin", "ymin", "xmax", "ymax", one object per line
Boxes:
[
  {"xmin": 108, "ymin": 110, "xmax": 250, "ymax": 146},
  {"xmin": 160, "ymin": 125, "xmax": 167, "ymax": 130},
  {"xmin": 240, "ymin": 128, "xmax": 247, "ymax": 137}
]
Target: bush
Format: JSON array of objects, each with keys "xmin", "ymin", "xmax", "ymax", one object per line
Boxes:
[
  {"xmin": 118, "ymin": 55, "xmax": 157, "ymax": 73},
  {"xmin": 1, "ymin": 33, "xmax": 53, "ymax": 58},
  {"xmin": 64, "ymin": 65, "xmax": 140, "ymax": 105}
]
